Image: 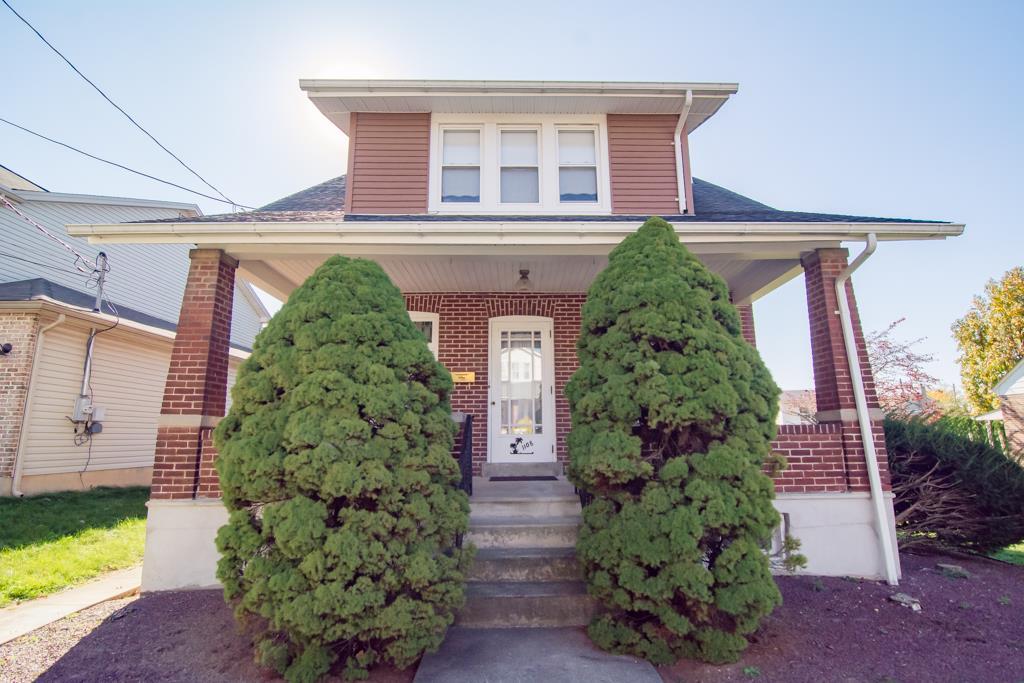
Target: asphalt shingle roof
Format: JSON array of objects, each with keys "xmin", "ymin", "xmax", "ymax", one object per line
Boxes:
[{"xmin": 142, "ymin": 175, "xmax": 943, "ymax": 225}]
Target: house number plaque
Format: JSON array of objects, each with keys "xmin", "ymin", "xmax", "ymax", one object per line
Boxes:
[{"xmin": 451, "ymin": 372, "xmax": 476, "ymax": 383}]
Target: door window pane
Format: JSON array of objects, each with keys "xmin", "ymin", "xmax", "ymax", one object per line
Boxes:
[{"xmin": 498, "ymin": 328, "xmax": 545, "ymax": 436}]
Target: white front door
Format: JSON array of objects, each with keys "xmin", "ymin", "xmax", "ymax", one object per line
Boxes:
[{"xmin": 488, "ymin": 317, "xmax": 556, "ymax": 463}]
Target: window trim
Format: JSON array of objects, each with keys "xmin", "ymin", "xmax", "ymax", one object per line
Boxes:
[
  {"xmin": 409, "ymin": 311, "xmax": 439, "ymax": 358},
  {"xmin": 439, "ymin": 126, "xmax": 483, "ymax": 205},
  {"xmin": 497, "ymin": 125, "xmax": 542, "ymax": 208},
  {"xmin": 428, "ymin": 114, "xmax": 611, "ymax": 215},
  {"xmin": 555, "ymin": 126, "xmax": 600, "ymax": 204}
]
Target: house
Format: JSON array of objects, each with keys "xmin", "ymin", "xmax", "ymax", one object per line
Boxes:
[
  {"xmin": 66, "ymin": 80, "xmax": 964, "ymax": 595},
  {"xmin": 0, "ymin": 165, "xmax": 266, "ymax": 496},
  {"xmin": 992, "ymin": 359, "xmax": 1024, "ymax": 454}
]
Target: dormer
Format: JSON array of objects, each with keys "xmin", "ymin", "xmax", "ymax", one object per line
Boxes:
[{"xmin": 300, "ymin": 80, "xmax": 738, "ymax": 216}]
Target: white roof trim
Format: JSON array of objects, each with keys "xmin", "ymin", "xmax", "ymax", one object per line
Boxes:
[
  {"xmin": 299, "ymin": 79, "xmax": 739, "ymax": 97},
  {"xmin": 67, "ymin": 220, "xmax": 965, "ymax": 247},
  {"xmin": 8, "ymin": 188, "xmax": 201, "ymax": 213},
  {"xmin": 975, "ymin": 409, "xmax": 1003, "ymax": 422},
  {"xmin": 993, "ymin": 357, "xmax": 1024, "ymax": 396}
]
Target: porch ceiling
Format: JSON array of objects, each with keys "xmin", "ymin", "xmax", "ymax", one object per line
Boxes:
[{"xmin": 238, "ymin": 252, "xmax": 803, "ymax": 304}]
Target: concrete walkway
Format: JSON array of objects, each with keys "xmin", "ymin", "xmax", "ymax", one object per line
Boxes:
[
  {"xmin": 414, "ymin": 627, "xmax": 661, "ymax": 682},
  {"xmin": 0, "ymin": 565, "xmax": 141, "ymax": 644}
]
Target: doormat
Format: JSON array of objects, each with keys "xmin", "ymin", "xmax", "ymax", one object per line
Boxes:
[{"xmin": 489, "ymin": 476, "xmax": 558, "ymax": 482}]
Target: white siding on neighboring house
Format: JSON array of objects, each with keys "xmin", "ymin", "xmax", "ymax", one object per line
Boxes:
[
  {"xmin": 21, "ymin": 324, "xmax": 167, "ymax": 475},
  {"xmin": 0, "ymin": 194, "xmax": 261, "ymax": 348},
  {"xmin": 20, "ymin": 321, "xmax": 246, "ymax": 477}
]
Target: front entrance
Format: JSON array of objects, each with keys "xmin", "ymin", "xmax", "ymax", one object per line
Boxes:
[{"xmin": 487, "ymin": 316, "xmax": 556, "ymax": 463}]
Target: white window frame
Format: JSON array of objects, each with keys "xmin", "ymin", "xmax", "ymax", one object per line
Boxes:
[
  {"xmin": 409, "ymin": 311, "xmax": 439, "ymax": 358},
  {"xmin": 428, "ymin": 114, "xmax": 611, "ymax": 215},
  {"xmin": 439, "ymin": 125, "xmax": 484, "ymax": 207},
  {"xmin": 497, "ymin": 125, "xmax": 542, "ymax": 209},
  {"xmin": 556, "ymin": 126, "xmax": 600, "ymax": 204}
]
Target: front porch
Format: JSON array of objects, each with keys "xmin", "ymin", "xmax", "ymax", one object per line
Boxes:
[{"xmin": 120, "ymin": 226, "xmax": 905, "ymax": 590}]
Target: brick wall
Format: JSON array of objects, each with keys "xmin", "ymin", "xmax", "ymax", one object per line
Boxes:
[
  {"xmin": 0, "ymin": 312, "xmax": 39, "ymax": 478},
  {"xmin": 405, "ymin": 293, "xmax": 585, "ymax": 474},
  {"xmin": 736, "ymin": 303, "xmax": 756, "ymax": 347}
]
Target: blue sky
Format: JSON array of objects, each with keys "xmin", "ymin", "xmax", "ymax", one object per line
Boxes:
[{"xmin": 2, "ymin": 0, "xmax": 1021, "ymax": 390}]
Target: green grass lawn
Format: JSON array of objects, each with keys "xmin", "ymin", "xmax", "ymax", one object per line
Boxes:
[
  {"xmin": 992, "ymin": 542, "xmax": 1024, "ymax": 566},
  {"xmin": 0, "ymin": 487, "xmax": 149, "ymax": 607}
]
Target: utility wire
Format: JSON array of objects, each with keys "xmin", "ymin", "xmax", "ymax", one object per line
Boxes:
[
  {"xmin": 1, "ymin": 193, "xmax": 94, "ymax": 271},
  {"xmin": 0, "ymin": 249, "xmax": 87, "ymax": 277},
  {"xmin": 2, "ymin": 0, "xmax": 243, "ymax": 208},
  {"xmin": 0, "ymin": 117, "xmax": 254, "ymax": 209}
]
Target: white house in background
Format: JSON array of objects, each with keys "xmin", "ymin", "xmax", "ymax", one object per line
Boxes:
[
  {"xmin": 0, "ymin": 165, "xmax": 266, "ymax": 496},
  {"xmin": 992, "ymin": 359, "xmax": 1024, "ymax": 454}
]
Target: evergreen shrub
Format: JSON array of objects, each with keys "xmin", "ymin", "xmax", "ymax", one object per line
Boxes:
[
  {"xmin": 566, "ymin": 217, "xmax": 784, "ymax": 665},
  {"xmin": 213, "ymin": 256, "xmax": 471, "ymax": 682}
]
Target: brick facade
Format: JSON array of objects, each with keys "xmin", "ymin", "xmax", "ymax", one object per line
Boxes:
[
  {"xmin": 152, "ymin": 250, "xmax": 887, "ymax": 498},
  {"xmin": 0, "ymin": 312, "xmax": 40, "ymax": 479},
  {"xmin": 736, "ymin": 303, "xmax": 756, "ymax": 347},
  {"xmin": 404, "ymin": 293, "xmax": 586, "ymax": 474},
  {"xmin": 151, "ymin": 249, "xmax": 236, "ymax": 500}
]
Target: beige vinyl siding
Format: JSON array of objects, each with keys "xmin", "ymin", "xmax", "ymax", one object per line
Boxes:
[{"xmin": 21, "ymin": 324, "xmax": 169, "ymax": 476}]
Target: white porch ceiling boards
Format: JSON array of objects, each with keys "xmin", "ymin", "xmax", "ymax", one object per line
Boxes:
[
  {"xmin": 299, "ymin": 80, "xmax": 739, "ymax": 135},
  {"xmin": 238, "ymin": 253, "xmax": 800, "ymax": 300}
]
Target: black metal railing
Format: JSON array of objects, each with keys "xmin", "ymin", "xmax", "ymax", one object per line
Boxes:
[
  {"xmin": 452, "ymin": 412, "xmax": 473, "ymax": 497},
  {"xmin": 575, "ymin": 487, "xmax": 594, "ymax": 508}
]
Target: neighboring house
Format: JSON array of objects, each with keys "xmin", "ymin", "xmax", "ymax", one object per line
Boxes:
[
  {"xmin": 993, "ymin": 359, "xmax": 1024, "ymax": 453},
  {"xmin": 0, "ymin": 165, "xmax": 267, "ymax": 496},
  {"xmin": 67, "ymin": 80, "xmax": 964, "ymax": 592}
]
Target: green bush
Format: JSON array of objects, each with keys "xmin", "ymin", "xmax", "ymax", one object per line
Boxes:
[
  {"xmin": 213, "ymin": 256, "xmax": 471, "ymax": 682},
  {"xmin": 566, "ymin": 217, "xmax": 783, "ymax": 665},
  {"xmin": 885, "ymin": 416, "xmax": 1024, "ymax": 552}
]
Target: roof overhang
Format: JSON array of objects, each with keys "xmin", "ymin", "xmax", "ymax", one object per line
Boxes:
[
  {"xmin": 299, "ymin": 79, "xmax": 739, "ymax": 135},
  {"xmin": 993, "ymin": 358, "xmax": 1024, "ymax": 396}
]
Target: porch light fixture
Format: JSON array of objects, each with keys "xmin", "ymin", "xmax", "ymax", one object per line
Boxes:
[{"xmin": 515, "ymin": 269, "xmax": 534, "ymax": 292}]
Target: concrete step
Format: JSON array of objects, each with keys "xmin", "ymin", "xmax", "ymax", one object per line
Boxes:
[
  {"xmin": 468, "ymin": 547, "xmax": 581, "ymax": 582},
  {"xmin": 466, "ymin": 516, "xmax": 580, "ymax": 549},
  {"xmin": 480, "ymin": 462, "xmax": 564, "ymax": 478},
  {"xmin": 456, "ymin": 581, "xmax": 598, "ymax": 628},
  {"xmin": 470, "ymin": 496, "xmax": 581, "ymax": 518}
]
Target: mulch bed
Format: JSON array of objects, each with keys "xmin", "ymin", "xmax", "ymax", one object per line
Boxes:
[
  {"xmin": 1, "ymin": 551, "xmax": 1020, "ymax": 682},
  {"xmin": 660, "ymin": 552, "xmax": 1024, "ymax": 683}
]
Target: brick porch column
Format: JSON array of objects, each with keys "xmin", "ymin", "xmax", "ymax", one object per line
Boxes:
[
  {"xmin": 736, "ymin": 303, "xmax": 756, "ymax": 347},
  {"xmin": 801, "ymin": 248, "xmax": 888, "ymax": 491},
  {"xmin": 152, "ymin": 249, "xmax": 236, "ymax": 500}
]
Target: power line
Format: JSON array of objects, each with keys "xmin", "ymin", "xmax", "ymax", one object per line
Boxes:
[
  {"xmin": 0, "ymin": 250, "xmax": 87, "ymax": 277},
  {"xmin": 0, "ymin": 117, "xmax": 254, "ymax": 209},
  {"xmin": 2, "ymin": 0, "xmax": 243, "ymax": 208},
  {"xmin": 1, "ymin": 193, "xmax": 94, "ymax": 271}
]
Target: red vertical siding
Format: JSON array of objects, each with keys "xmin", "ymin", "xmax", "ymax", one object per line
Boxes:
[
  {"xmin": 607, "ymin": 114, "xmax": 683, "ymax": 215},
  {"xmin": 348, "ymin": 112, "xmax": 430, "ymax": 214}
]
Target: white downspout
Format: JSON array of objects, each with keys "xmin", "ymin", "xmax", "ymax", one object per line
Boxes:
[
  {"xmin": 12, "ymin": 313, "xmax": 66, "ymax": 497},
  {"xmin": 674, "ymin": 89, "xmax": 693, "ymax": 214},
  {"xmin": 835, "ymin": 234, "xmax": 899, "ymax": 585}
]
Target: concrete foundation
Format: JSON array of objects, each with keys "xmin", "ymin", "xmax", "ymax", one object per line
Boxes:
[{"xmin": 141, "ymin": 498, "xmax": 227, "ymax": 592}]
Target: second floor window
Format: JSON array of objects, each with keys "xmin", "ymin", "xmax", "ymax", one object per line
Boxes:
[
  {"xmin": 558, "ymin": 130, "xmax": 598, "ymax": 202},
  {"xmin": 500, "ymin": 129, "xmax": 539, "ymax": 204},
  {"xmin": 441, "ymin": 129, "xmax": 480, "ymax": 203},
  {"xmin": 431, "ymin": 116, "xmax": 609, "ymax": 213}
]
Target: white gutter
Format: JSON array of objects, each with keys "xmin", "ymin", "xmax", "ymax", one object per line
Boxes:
[
  {"xmin": 835, "ymin": 233, "xmax": 900, "ymax": 585},
  {"xmin": 12, "ymin": 313, "xmax": 66, "ymax": 497},
  {"xmin": 674, "ymin": 90, "xmax": 693, "ymax": 214}
]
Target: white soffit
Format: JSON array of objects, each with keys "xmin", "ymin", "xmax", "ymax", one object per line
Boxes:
[{"xmin": 299, "ymin": 79, "xmax": 739, "ymax": 134}]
